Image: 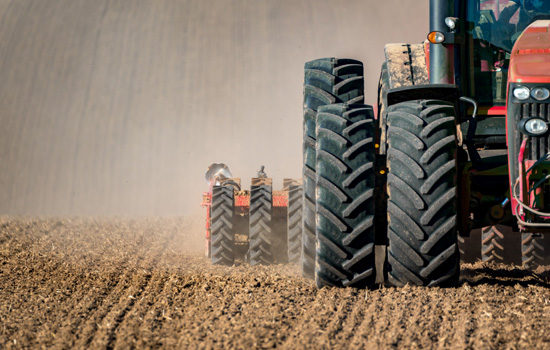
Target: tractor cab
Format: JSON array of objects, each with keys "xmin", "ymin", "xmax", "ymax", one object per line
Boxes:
[{"xmin": 459, "ymin": 0, "xmax": 550, "ymax": 105}]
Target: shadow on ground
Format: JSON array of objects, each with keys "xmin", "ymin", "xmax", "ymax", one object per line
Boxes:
[{"xmin": 461, "ymin": 262, "xmax": 550, "ymax": 288}]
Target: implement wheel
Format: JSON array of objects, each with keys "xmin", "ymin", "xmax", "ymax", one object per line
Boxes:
[
  {"xmin": 287, "ymin": 184, "xmax": 303, "ymax": 264},
  {"xmin": 302, "ymin": 57, "xmax": 364, "ymax": 278},
  {"xmin": 315, "ymin": 103, "xmax": 376, "ymax": 288},
  {"xmin": 210, "ymin": 185, "xmax": 235, "ymax": 266},
  {"xmin": 249, "ymin": 182, "xmax": 273, "ymax": 265},
  {"xmin": 386, "ymin": 99, "xmax": 460, "ymax": 287}
]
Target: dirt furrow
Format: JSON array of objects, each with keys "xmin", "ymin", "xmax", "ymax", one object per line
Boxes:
[
  {"xmin": 339, "ymin": 293, "xmax": 368, "ymax": 348},
  {"xmin": 42, "ymin": 224, "xmax": 147, "ymax": 348},
  {"xmin": 98, "ymin": 222, "xmax": 178, "ymax": 349},
  {"xmin": 72, "ymin": 245, "xmax": 152, "ymax": 347},
  {"xmin": 88, "ymin": 271, "xmax": 153, "ymax": 349},
  {"xmin": 121, "ymin": 273, "xmax": 172, "ymax": 349},
  {"xmin": 1, "ymin": 218, "xmax": 550, "ymax": 350}
]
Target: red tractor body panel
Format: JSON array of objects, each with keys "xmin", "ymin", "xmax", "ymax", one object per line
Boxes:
[
  {"xmin": 509, "ymin": 20, "xmax": 550, "ymax": 84},
  {"xmin": 506, "ymin": 21, "xmax": 550, "ymax": 221}
]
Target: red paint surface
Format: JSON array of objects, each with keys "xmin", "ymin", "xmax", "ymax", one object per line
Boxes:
[
  {"xmin": 471, "ymin": 106, "xmax": 507, "ymax": 115},
  {"xmin": 235, "ymin": 193, "xmax": 288, "ymax": 207},
  {"xmin": 235, "ymin": 195, "xmax": 250, "ymax": 207},
  {"xmin": 509, "ymin": 20, "xmax": 550, "ymax": 83},
  {"xmin": 273, "ymin": 193, "xmax": 288, "ymax": 207}
]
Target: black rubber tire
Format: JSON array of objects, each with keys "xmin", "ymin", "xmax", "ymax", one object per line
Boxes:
[
  {"xmin": 386, "ymin": 99, "xmax": 460, "ymax": 287},
  {"xmin": 315, "ymin": 103, "xmax": 376, "ymax": 288},
  {"xmin": 210, "ymin": 185, "xmax": 235, "ymax": 266},
  {"xmin": 481, "ymin": 225, "xmax": 505, "ymax": 263},
  {"xmin": 287, "ymin": 184, "xmax": 303, "ymax": 264},
  {"xmin": 377, "ymin": 61, "xmax": 389, "ymax": 154},
  {"xmin": 374, "ymin": 63, "xmax": 390, "ymax": 247},
  {"xmin": 249, "ymin": 184, "xmax": 273, "ymax": 265},
  {"xmin": 522, "ymin": 233, "xmax": 545, "ymax": 269},
  {"xmin": 302, "ymin": 57, "xmax": 364, "ymax": 278}
]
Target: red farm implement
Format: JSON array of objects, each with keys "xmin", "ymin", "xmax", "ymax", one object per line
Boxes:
[{"xmin": 202, "ymin": 163, "xmax": 302, "ymax": 266}]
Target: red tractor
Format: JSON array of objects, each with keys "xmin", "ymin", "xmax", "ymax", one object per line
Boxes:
[
  {"xmin": 301, "ymin": 0, "xmax": 550, "ymax": 288},
  {"xmin": 201, "ymin": 163, "xmax": 303, "ymax": 265}
]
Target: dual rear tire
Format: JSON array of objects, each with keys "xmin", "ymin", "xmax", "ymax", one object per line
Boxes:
[
  {"xmin": 302, "ymin": 57, "xmax": 460, "ymax": 287},
  {"xmin": 302, "ymin": 58, "xmax": 365, "ymax": 278},
  {"xmin": 315, "ymin": 103, "xmax": 376, "ymax": 288}
]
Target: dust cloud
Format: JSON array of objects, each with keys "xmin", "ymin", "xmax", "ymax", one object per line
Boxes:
[{"xmin": 0, "ymin": 0, "xmax": 428, "ymax": 216}]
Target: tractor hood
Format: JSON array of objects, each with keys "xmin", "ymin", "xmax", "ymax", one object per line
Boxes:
[{"xmin": 509, "ymin": 20, "xmax": 550, "ymax": 84}]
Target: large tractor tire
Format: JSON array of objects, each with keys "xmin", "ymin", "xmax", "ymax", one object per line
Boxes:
[
  {"xmin": 287, "ymin": 184, "xmax": 303, "ymax": 264},
  {"xmin": 481, "ymin": 225, "xmax": 505, "ymax": 263},
  {"xmin": 210, "ymin": 185, "xmax": 235, "ymax": 266},
  {"xmin": 386, "ymin": 100, "xmax": 460, "ymax": 287},
  {"xmin": 315, "ymin": 103, "xmax": 376, "ymax": 288},
  {"xmin": 249, "ymin": 183, "xmax": 273, "ymax": 265},
  {"xmin": 302, "ymin": 57, "xmax": 364, "ymax": 278},
  {"xmin": 522, "ymin": 233, "xmax": 545, "ymax": 269}
]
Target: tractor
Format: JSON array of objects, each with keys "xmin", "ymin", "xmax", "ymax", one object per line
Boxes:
[
  {"xmin": 201, "ymin": 163, "xmax": 303, "ymax": 266},
  {"xmin": 301, "ymin": 0, "xmax": 550, "ymax": 288}
]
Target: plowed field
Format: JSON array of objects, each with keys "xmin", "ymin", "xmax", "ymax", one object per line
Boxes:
[{"xmin": 1, "ymin": 217, "xmax": 550, "ymax": 349}]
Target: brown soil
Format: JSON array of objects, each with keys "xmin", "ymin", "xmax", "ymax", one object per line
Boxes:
[{"xmin": 1, "ymin": 217, "xmax": 550, "ymax": 349}]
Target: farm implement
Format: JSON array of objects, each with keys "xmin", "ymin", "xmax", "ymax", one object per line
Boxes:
[{"xmin": 201, "ymin": 163, "xmax": 303, "ymax": 266}]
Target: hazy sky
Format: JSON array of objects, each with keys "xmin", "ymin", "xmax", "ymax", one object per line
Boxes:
[{"xmin": 0, "ymin": 0, "xmax": 429, "ymax": 215}]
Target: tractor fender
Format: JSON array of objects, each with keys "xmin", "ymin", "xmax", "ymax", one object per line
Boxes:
[
  {"xmin": 384, "ymin": 43, "xmax": 429, "ymax": 89},
  {"xmin": 386, "ymin": 84, "xmax": 460, "ymax": 108},
  {"xmin": 378, "ymin": 43, "xmax": 432, "ymax": 154},
  {"xmin": 384, "ymin": 42, "xmax": 459, "ymax": 107}
]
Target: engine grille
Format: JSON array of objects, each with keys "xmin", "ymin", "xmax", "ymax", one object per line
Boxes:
[{"xmin": 522, "ymin": 103, "xmax": 550, "ymax": 160}]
